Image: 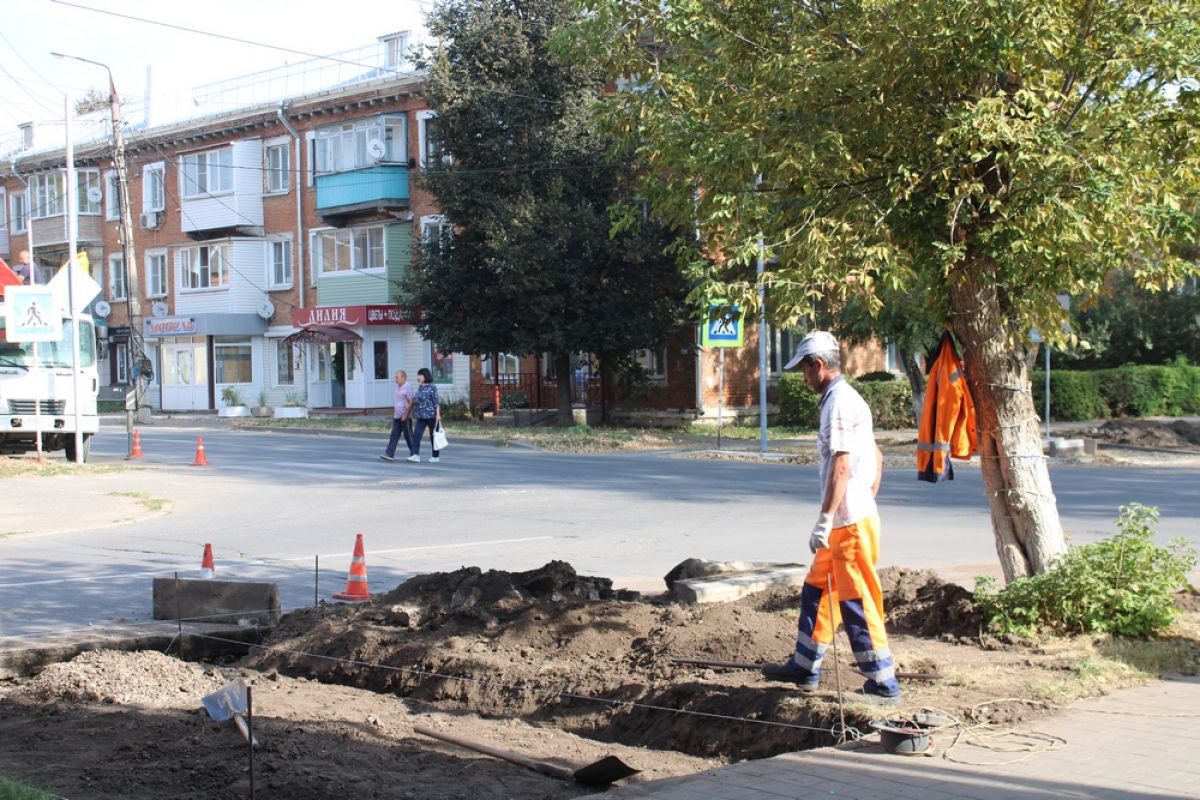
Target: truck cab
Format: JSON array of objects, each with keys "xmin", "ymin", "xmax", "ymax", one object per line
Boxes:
[{"xmin": 0, "ymin": 305, "xmax": 100, "ymax": 461}]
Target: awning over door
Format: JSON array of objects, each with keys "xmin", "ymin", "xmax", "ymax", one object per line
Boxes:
[{"xmin": 282, "ymin": 326, "xmax": 364, "ymax": 346}]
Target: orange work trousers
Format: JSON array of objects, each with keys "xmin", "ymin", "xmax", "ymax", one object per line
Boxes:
[{"xmin": 791, "ymin": 514, "xmax": 898, "ymax": 691}]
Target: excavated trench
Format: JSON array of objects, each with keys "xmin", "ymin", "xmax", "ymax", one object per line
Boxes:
[{"xmin": 226, "ymin": 561, "xmax": 973, "ymax": 760}]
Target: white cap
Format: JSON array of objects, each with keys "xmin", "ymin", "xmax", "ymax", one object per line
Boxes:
[{"xmin": 783, "ymin": 331, "xmax": 840, "ymax": 370}]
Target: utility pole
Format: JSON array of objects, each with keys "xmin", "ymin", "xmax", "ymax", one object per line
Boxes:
[{"xmin": 54, "ymin": 53, "xmax": 146, "ymax": 430}]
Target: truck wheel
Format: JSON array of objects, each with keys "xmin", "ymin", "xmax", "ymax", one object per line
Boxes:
[{"xmin": 64, "ymin": 434, "xmax": 92, "ymax": 463}]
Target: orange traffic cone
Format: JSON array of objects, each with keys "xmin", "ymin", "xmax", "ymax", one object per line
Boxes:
[
  {"xmin": 333, "ymin": 533, "xmax": 371, "ymax": 601},
  {"xmin": 200, "ymin": 543, "xmax": 216, "ymax": 579},
  {"xmin": 191, "ymin": 436, "xmax": 209, "ymax": 466},
  {"xmin": 128, "ymin": 430, "xmax": 144, "ymax": 459}
]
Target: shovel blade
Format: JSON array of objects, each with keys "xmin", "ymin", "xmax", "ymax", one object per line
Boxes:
[
  {"xmin": 201, "ymin": 678, "xmax": 248, "ymax": 722},
  {"xmin": 573, "ymin": 755, "xmax": 641, "ymax": 786}
]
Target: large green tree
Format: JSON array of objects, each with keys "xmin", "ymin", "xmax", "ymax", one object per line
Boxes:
[
  {"xmin": 570, "ymin": 1, "xmax": 1200, "ymax": 580},
  {"xmin": 406, "ymin": 0, "xmax": 687, "ymax": 424}
]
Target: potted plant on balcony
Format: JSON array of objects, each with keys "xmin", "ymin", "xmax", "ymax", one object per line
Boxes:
[
  {"xmin": 251, "ymin": 389, "xmax": 274, "ymax": 418},
  {"xmin": 274, "ymin": 390, "xmax": 309, "ymax": 419},
  {"xmin": 218, "ymin": 386, "xmax": 250, "ymax": 418}
]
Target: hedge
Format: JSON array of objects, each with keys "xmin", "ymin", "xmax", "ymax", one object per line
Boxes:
[
  {"xmin": 1032, "ymin": 364, "xmax": 1200, "ymax": 421},
  {"xmin": 777, "ymin": 373, "xmax": 913, "ymax": 430}
]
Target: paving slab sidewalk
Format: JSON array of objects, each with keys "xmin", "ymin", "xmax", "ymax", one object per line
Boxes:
[{"xmin": 614, "ymin": 676, "xmax": 1200, "ymax": 799}]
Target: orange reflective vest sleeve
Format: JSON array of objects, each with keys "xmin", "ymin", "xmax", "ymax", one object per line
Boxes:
[{"xmin": 917, "ymin": 333, "xmax": 978, "ymax": 482}]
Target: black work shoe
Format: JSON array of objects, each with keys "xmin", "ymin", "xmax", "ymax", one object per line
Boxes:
[{"xmin": 760, "ymin": 662, "xmax": 820, "ymax": 692}]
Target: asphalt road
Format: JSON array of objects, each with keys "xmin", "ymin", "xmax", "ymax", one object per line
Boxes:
[{"xmin": 2, "ymin": 419, "xmax": 1197, "ymax": 647}]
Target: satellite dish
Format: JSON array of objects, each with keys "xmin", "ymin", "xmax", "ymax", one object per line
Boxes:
[
  {"xmin": 366, "ymin": 138, "xmax": 386, "ymax": 160},
  {"xmin": 151, "ymin": 301, "xmax": 169, "ymax": 318},
  {"xmin": 93, "ymin": 300, "xmax": 112, "ymax": 318},
  {"xmin": 257, "ymin": 301, "xmax": 275, "ymax": 320},
  {"xmin": 87, "ymin": 186, "xmax": 103, "ymax": 204}
]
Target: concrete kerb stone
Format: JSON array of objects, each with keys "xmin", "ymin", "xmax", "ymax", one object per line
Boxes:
[{"xmin": 152, "ymin": 577, "xmax": 281, "ymax": 626}]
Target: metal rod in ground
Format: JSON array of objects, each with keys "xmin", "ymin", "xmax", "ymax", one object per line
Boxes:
[
  {"xmin": 826, "ymin": 573, "xmax": 846, "ymax": 744},
  {"xmin": 175, "ymin": 571, "xmax": 183, "ymax": 660},
  {"xmin": 314, "ymin": 555, "xmax": 319, "ymax": 607},
  {"xmin": 247, "ymin": 685, "xmax": 255, "ymax": 800}
]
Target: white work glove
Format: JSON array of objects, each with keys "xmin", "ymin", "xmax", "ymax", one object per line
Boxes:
[{"xmin": 809, "ymin": 512, "xmax": 834, "ymax": 554}]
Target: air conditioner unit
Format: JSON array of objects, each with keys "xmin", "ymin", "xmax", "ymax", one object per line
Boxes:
[{"xmin": 140, "ymin": 212, "xmax": 160, "ymax": 229}]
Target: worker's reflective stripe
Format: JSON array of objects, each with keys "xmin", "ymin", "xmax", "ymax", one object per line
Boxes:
[
  {"xmin": 791, "ymin": 632, "xmax": 829, "ymax": 672},
  {"xmin": 917, "ymin": 441, "xmax": 951, "ymax": 452}
]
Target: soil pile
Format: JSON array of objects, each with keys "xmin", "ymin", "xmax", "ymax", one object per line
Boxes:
[
  {"xmin": 1092, "ymin": 420, "xmax": 1200, "ymax": 449},
  {"xmin": 878, "ymin": 567, "xmax": 985, "ymax": 640},
  {"xmin": 15, "ymin": 649, "xmax": 227, "ymax": 707}
]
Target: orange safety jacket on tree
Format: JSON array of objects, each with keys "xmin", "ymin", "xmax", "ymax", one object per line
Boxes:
[{"xmin": 917, "ymin": 332, "xmax": 978, "ymax": 482}]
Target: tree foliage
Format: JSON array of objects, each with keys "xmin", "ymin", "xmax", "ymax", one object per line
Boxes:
[
  {"xmin": 405, "ymin": 0, "xmax": 688, "ymax": 422},
  {"xmin": 568, "ymin": 0, "xmax": 1200, "ymax": 580}
]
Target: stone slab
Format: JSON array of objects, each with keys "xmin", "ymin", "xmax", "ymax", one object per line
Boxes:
[
  {"xmin": 673, "ymin": 567, "xmax": 809, "ymax": 604},
  {"xmin": 152, "ymin": 577, "xmax": 281, "ymax": 626}
]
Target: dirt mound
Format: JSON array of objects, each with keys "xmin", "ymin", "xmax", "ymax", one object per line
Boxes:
[
  {"xmin": 17, "ymin": 649, "xmax": 226, "ymax": 708},
  {"xmin": 379, "ymin": 560, "xmax": 620, "ymax": 623},
  {"xmin": 879, "ymin": 567, "xmax": 985, "ymax": 640},
  {"xmin": 1093, "ymin": 420, "xmax": 1200, "ymax": 449}
]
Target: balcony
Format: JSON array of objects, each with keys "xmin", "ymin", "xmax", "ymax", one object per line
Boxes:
[{"xmin": 316, "ymin": 165, "xmax": 409, "ymax": 225}]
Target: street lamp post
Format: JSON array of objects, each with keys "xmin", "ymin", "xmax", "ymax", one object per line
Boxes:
[{"xmin": 54, "ymin": 52, "xmax": 146, "ymax": 444}]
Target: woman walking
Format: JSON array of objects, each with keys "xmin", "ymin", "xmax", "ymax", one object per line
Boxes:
[
  {"xmin": 380, "ymin": 370, "xmax": 415, "ymax": 461},
  {"xmin": 408, "ymin": 367, "xmax": 441, "ymax": 463}
]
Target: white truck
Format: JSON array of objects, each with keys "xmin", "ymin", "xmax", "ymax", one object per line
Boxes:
[{"xmin": 0, "ymin": 302, "xmax": 100, "ymax": 462}]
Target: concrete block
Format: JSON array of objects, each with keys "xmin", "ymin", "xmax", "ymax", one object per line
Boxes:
[
  {"xmin": 673, "ymin": 566, "xmax": 808, "ymax": 604},
  {"xmin": 152, "ymin": 578, "xmax": 281, "ymax": 626},
  {"xmin": 1048, "ymin": 437, "xmax": 1086, "ymax": 457}
]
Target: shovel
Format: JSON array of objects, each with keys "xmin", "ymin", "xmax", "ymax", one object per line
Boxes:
[
  {"xmin": 413, "ymin": 725, "xmax": 639, "ymax": 786},
  {"xmin": 202, "ymin": 677, "xmax": 259, "ymax": 748}
]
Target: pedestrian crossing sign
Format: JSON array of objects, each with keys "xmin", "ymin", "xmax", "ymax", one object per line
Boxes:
[
  {"xmin": 701, "ymin": 303, "xmax": 744, "ymax": 348},
  {"xmin": 3, "ymin": 286, "xmax": 62, "ymax": 342}
]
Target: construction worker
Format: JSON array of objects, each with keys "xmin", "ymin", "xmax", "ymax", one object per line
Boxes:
[{"xmin": 761, "ymin": 331, "xmax": 901, "ymax": 702}]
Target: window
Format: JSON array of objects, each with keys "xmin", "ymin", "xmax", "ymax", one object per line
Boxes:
[
  {"xmin": 312, "ymin": 225, "xmax": 384, "ymax": 275},
  {"xmin": 431, "ymin": 345, "xmax": 454, "ymax": 384},
  {"xmin": 104, "ymin": 170, "xmax": 120, "ymax": 220},
  {"xmin": 0, "ymin": 189, "xmax": 5, "ymax": 233},
  {"xmin": 76, "ymin": 169, "xmax": 101, "ymax": 215},
  {"xmin": 181, "ymin": 149, "xmax": 233, "ymax": 197},
  {"xmin": 418, "ymin": 112, "xmax": 447, "ymax": 167},
  {"xmin": 313, "ymin": 115, "xmax": 407, "ymax": 175},
  {"xmin": 633, "ymin": 348, "xmax": 667, "ymax": 379},
  {"xmin": 143, "ymin": 162, "xmax": 165, "ymax": 212},
  {"xmin": 10, "ymin": 192, "xmax": 27, "ymax": 233},
  {"xmin": 267, "ymin": 238, "xmax": 292, "ymax": 289},
  {"xmin": 345, "ymin": 343, "xmax": 357, "ymax": 380},
  {"xmin": 145, "ymin": 250, "xmax": 168, "ymax": 298},
  {"xmin": 768, "ymin": 326, "xmax": 804, "ymax": 374},
  {"xmin": 264, "ymin": 142, "xmax": 289, "ymax": 193},
  {"xmin": 108, "ymin": 254, "xmax": 127, "ymax": 301},
  {"xmin": 481, "ymin": 353, "xmax": 520, "ymax": 380},
  {"xmin": 31, "ymin": 172, "xmax": 64, "ymax": 219},
  {"xmin": 276, "ymin": 340, "xmax": 296, "ymax": 385},
  {"xmin": 214, "ymin": 337, "xmax": 252, "ymax": 383},
  {"xmin": 373, "ymin": 341, "xmax": 388, "ymax": 380},
  {"xmin": 179, "ymin": 244, "xmax": 228, "ymax": 290}
]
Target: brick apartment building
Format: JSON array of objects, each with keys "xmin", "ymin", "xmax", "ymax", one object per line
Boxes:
[{"xmin": 0, "ymin": 32, "xmax": 890, "ymax": 421}]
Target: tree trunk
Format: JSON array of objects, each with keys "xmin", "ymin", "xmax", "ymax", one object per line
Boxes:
[
  {"xmin": 898, "ymin": 346, "xmax": 926, "ymax": 426},
  {"xmin": 948, "ymin": 260, "xmax": 1068, "ymax": 583},
  {"xmin": 554, "ymin": 352, "xmax": 574, "ymax": 426}
]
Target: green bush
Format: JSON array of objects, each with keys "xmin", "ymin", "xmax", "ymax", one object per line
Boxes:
[
  {"xmin": 854, "ymin": 379, "xmax": 914, "ymax": 430},
  {"xmin": 1031, "ymin": 364, "xmax": 1200, "ymax": 420},
  {"xmin": 856, "ymin": 370, "xmax": 897, "ymax": 383},
  {"xmin": 975, "ymin": 504, "xmax": 1196, "ymax": 638},
  {"xmin": 499, "ymin": 390, "xmax": 528, "ymax": 410},
  {"xmin": 1030, "ymin": 370, "xmax": 1108, "ymax": 421},
  {"xmin": 0, "ymin": 774, "xmax": 52, "ymax": 800},
  {"xmin": 776, "ymin": 373, "xmax": 820, "ymax": 429},
  {"xmin": 440, "ymin": 399, "xmax": 474, "ymax": 421},
  {"xmin": 776, "ymin": 373, "xmax": 914, "ymax": 429}
]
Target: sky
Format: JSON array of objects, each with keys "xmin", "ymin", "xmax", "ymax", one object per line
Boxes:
[{"xmin": 1, "ymin": 0, "xmax": 432, "ymax": 146}]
